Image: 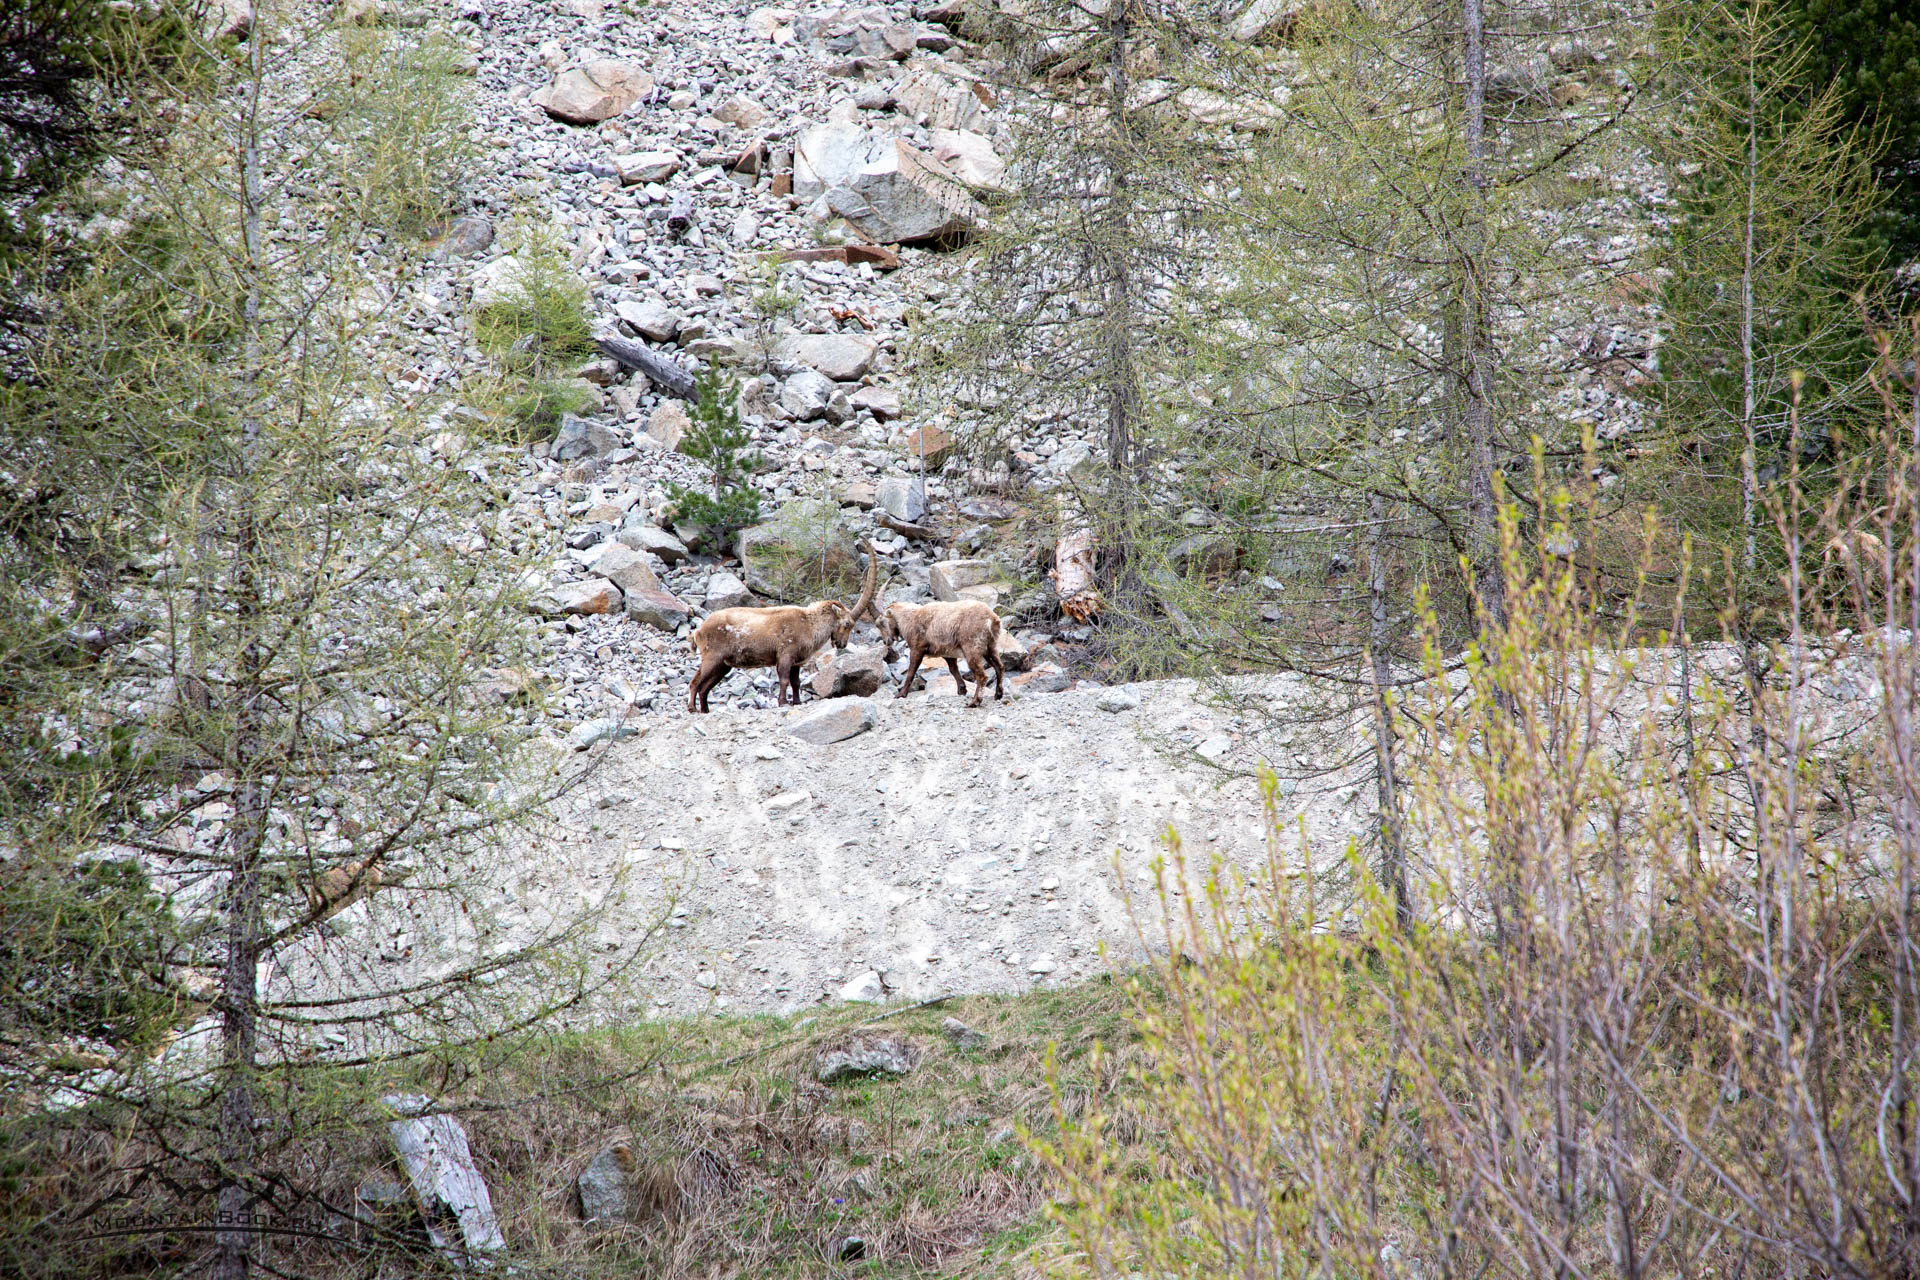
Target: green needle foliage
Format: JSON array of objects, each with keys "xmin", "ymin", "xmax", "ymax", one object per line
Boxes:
[
  {"xmin": 667, "ymin": 369, "xmax": 762, "ymax": 552},
  {"xmin": 0, "ymin": 4, "xmax": 642, "ymax": 1276},
  {"xmin": 1646, "ymin": 0, "xmax": 1885, "ymax": 609}
]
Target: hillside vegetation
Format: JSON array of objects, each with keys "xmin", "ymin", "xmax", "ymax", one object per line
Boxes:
[{"xmin": 2, "ymin": 0, "xmax": 1918, "ymax": 1277}]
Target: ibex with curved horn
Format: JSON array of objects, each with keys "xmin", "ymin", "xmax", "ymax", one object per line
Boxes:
[{"xmin": 685, "ymin": 541, "xmax": 879, "ymax": 713}]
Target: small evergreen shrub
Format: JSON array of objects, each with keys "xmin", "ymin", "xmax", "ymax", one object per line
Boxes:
[{"xmin": 666, "ymin": 370, "xmax": 761, "ymax": 551}]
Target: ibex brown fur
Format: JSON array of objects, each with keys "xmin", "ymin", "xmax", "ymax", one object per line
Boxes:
[
  {"xmin": 686, "ymin": 543, "xmax": 878, "ymax": 713},
  {"xmin": 876, "ymin": 600, "xmax": 1005, "ymax": 708}
]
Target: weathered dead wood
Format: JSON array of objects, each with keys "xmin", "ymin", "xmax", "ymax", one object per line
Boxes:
[
  {"xmin": 384, "ymin": 1095, "xmax": 505, "ymax": 1267},
  {"xmin": 766, "ymin": 244, "xmax": 901, "ymax": 270},
  {"xmin": 593, "ymin": 332, "xmax": 697, "ymax": 400},
  {"xmin": 666, "ymin": 191, "xmax": 694, "ymax": 237},
  {"xmin": 875, "ymin": 511, "xmax": 937, "ymax": 541},
  {"xmin": 1052, "ymin": 526, "xmax": 1102, "ymax": 623}
]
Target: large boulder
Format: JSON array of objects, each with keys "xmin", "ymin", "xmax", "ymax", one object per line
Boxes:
[
  {"xmin": 584, "ymin": 544, "xmax": 664, "ymax": 598},
  {"xmin": 874, "ymin": 476, "xmax": 926, "ymax": 523},
  {"xmin": 927, "ymin": 128, "xmax": 1009, "ymax": 192},
  {"xmin": 929, "ymin": 558, "xmax": 1012, "ymax": 605},
  {"xmin": 625, "ymin": 587, "xmax": 689, "ymax": 630},
  {"xmin": 891, "ymin": 64, "xmax": 988, "ymax": 131},
  {"xmin": 553, "ymin": 414, "xmax": 623, "ymax": 462},
  {"xmin": 793, "ymin": 122, "xmax": 895, "ymax": 199},
  {"xmin": 531, "ymin": 579, "xmax": 622, "ymax": 617},
  {"xmin": 704, "ymin": 570, "xmax": 754, "ymax": 610},
  {"xmin": 789, "ymin": 700, "xmax": 877, "ymax": 745},
  {"xmin": 779, "ymin": 369, "xmax": 836, "ymax": 421},
  {"xmin": 614, "ymin": 296, "xmax": 680, "ymax": 342},
  {"xmin": 533, "ymin": 60, "xmax": 653, "ymax": 124},
  {"xmin": 813, "ymin": 646, "xmax": 889, "ymax": 698},
  {"xmin": 736, "ymin": 498, "xmax": 864, "ymax": 599},
  {"xmin": 577, "ymin": 1141, "xmax": 633, "ymax": 1225},
  {"xmin": 823, "ymin": 141, "xmax": 979, "ymax": 244},
  {"xmin": 771, "ymin": 333, "xmax": 878, "ymax": 382},
  {"xmin": 618, "ymin": 523, "xmax": 691, "ymax": 564}
]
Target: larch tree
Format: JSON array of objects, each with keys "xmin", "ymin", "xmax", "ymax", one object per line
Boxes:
[{"xmin": 1, "ymin": 4, "xmax": 645, "ymax": 1276}]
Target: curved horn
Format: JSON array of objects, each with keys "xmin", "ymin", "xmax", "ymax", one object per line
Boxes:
[{"xmin": 850, "ymin": 539, "xmax": 879, "ymax": 621}]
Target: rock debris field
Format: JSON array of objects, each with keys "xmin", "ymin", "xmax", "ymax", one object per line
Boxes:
[
  {"xmin": 270, "ymin": 0, "xmax": 1378, "ymax": 1015},
  {"xmin": 552, "ymin": 676, "xmax": 1370, "ymax": 1016}
]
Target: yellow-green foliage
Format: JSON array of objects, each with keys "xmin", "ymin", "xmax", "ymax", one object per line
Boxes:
[
  {"xmin": 472, "ymin": 229, "xmax": 594, "ymax": 364},
  {"xmin": 332, "ymin": 25, "xmax": 477, "ymax": 235},
  {"xmin": 1039, "ymin": 423, "xmax": 1920, "ymax": 1278}
]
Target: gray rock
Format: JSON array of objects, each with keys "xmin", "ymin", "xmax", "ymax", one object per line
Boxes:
[
  {"xmin": 736, "ymin": 497, "xmax": 862, "ymax": 597},
  {"xmin": 553, "ymin": 414, "xmax": 623, "ymax": 462},
  {"xmin": 779, "ymin": 369, "xmax": 836, "ymax": 420},
  {"xmin": 1096, "ymin": 687, "xmax": 1141, "ymax": 713},
  {"xmin": 850, "ymin": 385, "xmax": 902, "ymax": 420},
  {"xmin": 1232, "ymin": 0, "xmax": 1301, "ymax": 42},
  {"xmin": 614, "ymin": 297, "xmax": 680, "ymax": 343},
  {"xmin": 1041, "ymin": 440, "xmax": 1099, "ymax": 486},
  {"xmin": 837, "ymin": 969, "xmax": 885, "ymax": 1003},
  {"xmin": 429, "ymin": 215, "xmax": 493, "ymax": 260},
  {"xmin": 533, "ymin": 60, "xmax": 653, "ymax": 124},
  {"xmin": 577, "ymin": 1142, "xmax": 633, "ymax": 1225},
  {"xmin": 874, "ymin": 476, "xmax": 927, "ymax": 523},
  {"xmin": 704, "ymin": 570, "xmax": 754, "ymax": 610},
  {"xmin": 531, "ymin": 579, "xmax": 622, "ymax": 617},
  {"xmin": 625, "ymin": 587, "xmax": 690, "ymax": 630},
  {"xmin": 570, "ymin": 717, "xmax": 640, "ymax": 750},
  {"xmin": 619, "ymin": 524, "xmax": 691, "ymax": 565},
  {"xmin": 926, "ymin": 128, "xmax": 1008, "ymax": 192},
  {"xmin": 1027, "ymin": 953, "xmax": 1059, "ymax": 975},
  {"xmin": 813, "ymin": 646, "xmax": 888, "ymax": 698},
  {"xmin": 792, "ymin": 121, "xmax": 895, "ymax": 199},
  {"xmin": 470, "ymin": 255, "xmax": 531, "ymax": 311},
  {"xmin": 941, "ymin": 1016, "xmax": 985, "ymax": 1050},
  {"xmin": 928, "ymin": 558, "xmax": 1010, "ymax": 604},
  {"xmin": 1168, "ymin": 533, "xmax": 1239, "ymax": 579},
  {"xmin": 566, "ymin": 522, "xmax": 614, "ymax": 549},
  {"xmin": 788, "ymin": 700, "xmax": 876, "ymax": 744},
  {"xmin": 647, "ymin": 401, "xmax": 691, "ymax": 450},
  {"xmin": 586, "ymin": 544, "xmax": 664, "ymax": 597},
  {"xmin": 614, "ymin": 150, "xmax": 680, "ymax": 184},
  {"xmin": 713, "ymin": 94, "xmax": 769, "ymax": 127},
  {"xmin": 994, "ymin": 629, "xmax": 1029, "ymax": 671},
  {"xmin": 816, "ymin": 1034, "xmax": 919, "ymax": 1081},
  {"xmin": 821, "ymin": 140, "xmax": 979, "ymax": 244},
  {"xmin": 1022, "ymin": 665, "xmax": 1072, "ymax": 693},
  {"xmin": 771, "ymin": 332, "xmax": 877, "ymax": 382}
]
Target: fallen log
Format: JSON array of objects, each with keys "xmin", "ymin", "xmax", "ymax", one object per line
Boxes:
[
  {"xmin": 876, "ymin": 511, "xmax": 937, "ymax": 541},
  {"xmin": 766, "ymin": 243, "xmax": 901, "ymax": 270},
  {"xmin": 384, "ymin": 1094, "xmax": 505, "ymax": 1267},
  {"xmin": 1052, "ymin": 526, "xmax": 1102, "ymax": 623},
  {"xmin": 593, "ymin": 332, "xmax": 697, "ymax": 400}
]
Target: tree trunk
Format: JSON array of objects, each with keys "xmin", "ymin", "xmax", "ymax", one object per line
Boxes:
[
  {"xmin": 215, "ymin": 34, "xmax": 268, "ymax": 1278},
  {"xmin": 1740, "ymin": 39, "xmax": 1760, "ymax": 576},
  {"xmin": 1054, "ymin": 525, "xmax": 1103, "ymax": 622},
  {"xmin": 1368, "ymin": 491, "xmax": 1411, "ymax": 927},
  {"xmin": 1460, "ymin": 0, "xmax": 1507, "ymax": 635}
]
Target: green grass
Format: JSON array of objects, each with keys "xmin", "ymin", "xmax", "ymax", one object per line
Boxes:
[{"xmin": 373, "ymin": 983, "xmax": 1145, "ymax": 1279}]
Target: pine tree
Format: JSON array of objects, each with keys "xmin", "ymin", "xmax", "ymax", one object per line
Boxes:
[{"xmin": 667, "ymin": 369, "xmax": 761, "ymax": 551}]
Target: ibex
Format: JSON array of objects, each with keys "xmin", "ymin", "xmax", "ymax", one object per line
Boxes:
[
  {"xmin": 875, "ymin": 600, "xmax": 1005, "ymax": 708},
  {"xmin": 686, "ymin": 542, "xmax": 879, "ymax": 713}
]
